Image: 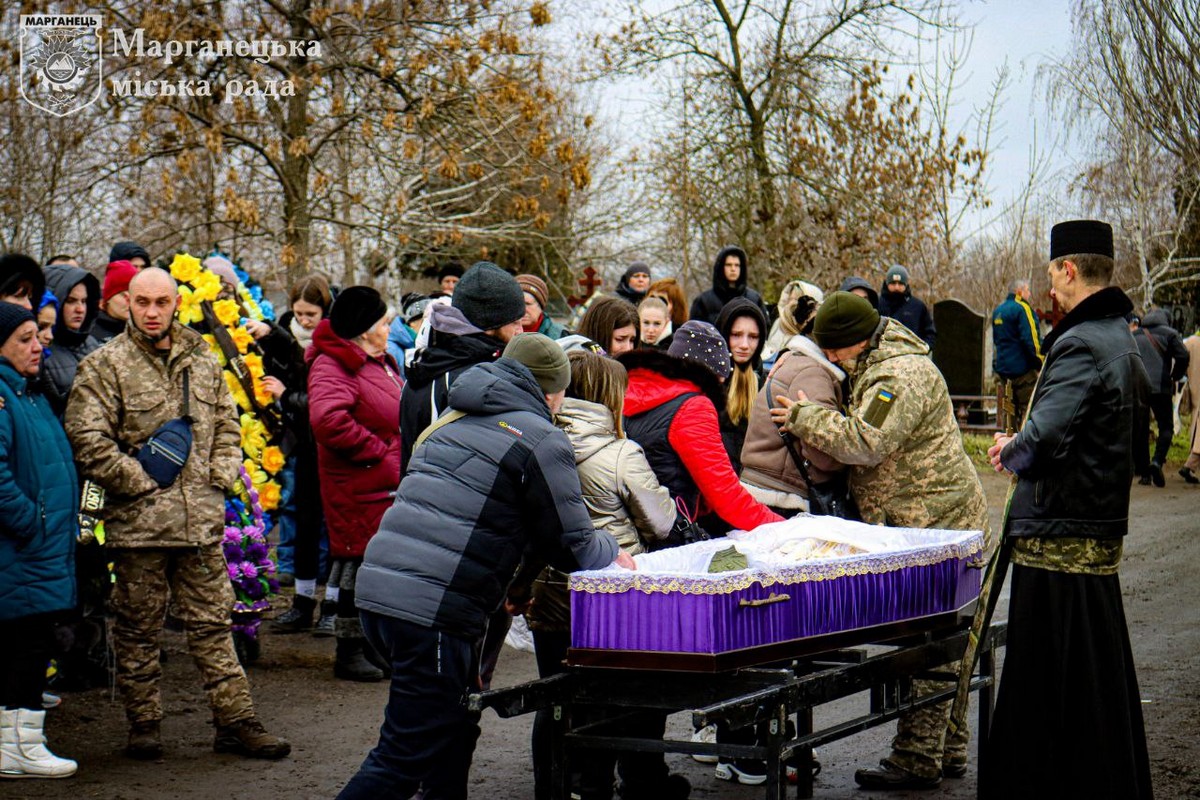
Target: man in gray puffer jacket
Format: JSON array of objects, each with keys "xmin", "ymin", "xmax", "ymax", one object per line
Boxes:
[
  {"xmin": 341, "ymin": 333, "xmax": 630, "ymax": 800},
  {"xmin": 41, "ymin": 263, "xmax": 102, "ymax": 416}
]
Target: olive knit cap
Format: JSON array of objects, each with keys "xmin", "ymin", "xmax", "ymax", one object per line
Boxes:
[
  {"xmin": 503, "ymin": 332, "xmax": 571, "ymax": 394},
  {"xmin": 813, "ymin": 291, "xmax": 881, "ymax": 349}
]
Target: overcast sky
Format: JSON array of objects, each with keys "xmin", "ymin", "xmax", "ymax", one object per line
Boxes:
[{"xmin": 561, "ymin": 0, "xmax": 1082, "ymax": 240}]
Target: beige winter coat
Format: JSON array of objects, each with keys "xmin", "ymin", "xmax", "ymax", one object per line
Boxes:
[
  {"xmin": 526, "ymin": 397, "xmax": 675, "ymax": 632},
  {"xmin": 741, "ymin": 334, "xmax": 846, "ymax": 503},
  {"xmin": 66, "ymin": 322, "xmax": 242, "ymax": 548},
  {"xmin": 1184, "ymin": 334, "xmax": 1200, "ymax": 455}
]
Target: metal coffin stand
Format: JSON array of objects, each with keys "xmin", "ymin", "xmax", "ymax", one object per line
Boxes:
[{"xmin": 471, "ymin": 613, "xmax": 1007, "ymax": 800}]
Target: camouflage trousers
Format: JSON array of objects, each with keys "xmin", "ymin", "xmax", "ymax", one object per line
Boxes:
[
  {"xmin": 884, "ymin": 659, "xmax": 969, "ymax": 779},
  {"xmin": 110, "ymin": 544, "xmax": 255, "ymax": 727}
]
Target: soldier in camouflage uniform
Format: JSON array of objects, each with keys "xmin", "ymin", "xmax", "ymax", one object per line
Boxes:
[
  {"xmin": 65, "ymin": 268, "xmax": 289, "ymax": 761},
  {"xmin": 982, "ymin": 222, "xmax": 1152, "ymax": 799},
  {"xmin": 772, "ymin": 291, "xmax": 990, "ymax": 789}
]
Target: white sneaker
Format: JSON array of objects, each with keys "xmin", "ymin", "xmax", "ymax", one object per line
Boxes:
[
  {"xmin": 690, "ymin": 725, "xmax": 718, "ymax": 764},
  {"xmin": 714, "ymin": 761, "xmax": 767, "ymax": 786},
  {"xmin": 40, "ymin": 694, "xmax": 60, "ymax": 710}
]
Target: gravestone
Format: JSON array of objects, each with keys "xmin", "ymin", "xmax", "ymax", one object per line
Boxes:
[{"xmin": 931, "ymin": 299, "xmax": 988, "ymax": 425}]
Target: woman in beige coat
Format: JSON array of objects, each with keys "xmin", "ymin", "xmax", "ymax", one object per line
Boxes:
[
  {"xmin": 1180, "ymin": 332, "xmax": 1200, "ymax": 482},
  {"xmin": 740, "ymin": 290, "xmax": 849, "ymax": 513},
  {"xmin": 526, "ymin": 350, "xmax": 682, "ymax": 800}
]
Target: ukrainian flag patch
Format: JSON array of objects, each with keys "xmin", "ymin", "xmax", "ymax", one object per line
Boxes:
[{"xmin": 863, "ymin": 388, "xmax": 896, "ymax": 428}]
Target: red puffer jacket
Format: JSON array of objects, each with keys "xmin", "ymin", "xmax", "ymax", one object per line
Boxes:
[
  {"xmin": 624, "ymin": 357, "xmax": 782, "ymax": 532},
  {"xmin": 307, "ymin": 319, "xmax": 404, "ymax": 558}
]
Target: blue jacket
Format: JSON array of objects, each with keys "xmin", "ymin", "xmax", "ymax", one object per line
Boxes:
[
  {"xmin": 357, "ymin": 358, "xmax": 618, "ymax": 639},
  {"xmin": 992, "ymin": 293, "xmax": 1043, "ymax": 378},
  {"xmin": 386, "ymin": 317, "xmax": 417, "ymax": 380},
  {"xmin": 0, "ymin": 358, "xmax": 78, "ymax": 621}
]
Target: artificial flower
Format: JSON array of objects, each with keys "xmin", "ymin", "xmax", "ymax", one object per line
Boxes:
[
  {"xmin": 243, "ymin": 352, "xmax": 265, "ymax": 379},
  {"xmin": 253, "ymin": 378, "xmax": 274, "ymax": 409},
  {"xmin": 225, "ymin": 371, "xmax": 251, "ymax": 412},
  {"xmin": 177, "ymin": 286, "xmax": 205, "ymax": 325},
  {"xmin": 213, "ymin": 298, "xmax": 242, "ymax": 327},
  {"xmin": 230, "ymin": 326, "xmax": 254, "ymax": 354},
  {"xmin": 169, "ymin": 253, "xmax": 202, "ymax": 283},
  {"xmin": 243, "ymin": 458, "xmax": 268, "ymax": 489},
  {"xmin": 260, "ymin": 445, "xmax": 285, "ymax": 474},
  {"xmin": 191, "ymin": 271, "xmax": 222, "ymax": 302},
  {"xmin": 258, "ymin": 481, "xmax": 282, "ymax": 511},
  {"xmin": 240, "ymin": 413, "xmax": 267, "ymax": 459}
]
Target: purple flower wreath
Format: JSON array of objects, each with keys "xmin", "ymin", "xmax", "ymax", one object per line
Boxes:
[{"xmin": 222, "ymin": 464, "xmax": 281, "ymax": 639}]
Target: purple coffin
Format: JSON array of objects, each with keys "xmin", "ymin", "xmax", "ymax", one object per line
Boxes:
[{"xmin": 570, "ymin": 524, "xmax": 984, "ymax": 656}]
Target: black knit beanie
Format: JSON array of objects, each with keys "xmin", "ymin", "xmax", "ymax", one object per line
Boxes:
[
  {"xmin": 813, "ymin": 291, "xmax": 881, "ymax": 349},
  {"xmin": 0, "ymin": 302, "xmax": 36, "ymax": 346},
  {"xmin": 330, "ymin": 286, "xmax": 388, "ymax": 339},
  {"xmin": 452, "ymin": 262, "xmax": 525, "ymax": 331},
  {"xmin": 668, "ymin": 320, "xmax": 732, "ymax": 380}
]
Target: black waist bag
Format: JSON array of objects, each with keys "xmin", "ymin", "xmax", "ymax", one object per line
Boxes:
[{"xmin": 136, "ymin": 368, "xmax": 194, "ymax": 489}]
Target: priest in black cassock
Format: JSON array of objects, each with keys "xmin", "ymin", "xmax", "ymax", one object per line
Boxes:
[{"xmin": 984, "ymin": 220, "xmax": 1153, "ymax": 799}]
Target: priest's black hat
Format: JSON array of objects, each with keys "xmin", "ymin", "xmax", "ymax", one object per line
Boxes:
[{"xmin": 1050, "ymin": 220, "xmax": 1113, "ymax": 260}]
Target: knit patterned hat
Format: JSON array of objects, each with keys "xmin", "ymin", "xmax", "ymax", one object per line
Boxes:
[
  {"xmin": 813, "ymin": 291, "xmax": 881, "ymax": 349},
  {"xmin": 453, "ymin": 262, "xmax": 525, "ymax": 331},
  {"xmin": 503, "ymin": 332, "xmax": 570, "ymax": 394},
  {"xmin": 516, "ymin": 274, "xmax": 549, "ymax": 310},
  {"xmin": 668, "ymin": 320, "xmax": 732, "ymax": 380}
]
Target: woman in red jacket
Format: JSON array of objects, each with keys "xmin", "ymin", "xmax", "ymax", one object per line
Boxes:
[
  {"xmin": 619, "ymin": 320, "xmax": 782, "ymax": 540},
  {"xmin": 307, "ymin": 287, "xmax": 403, "ymax": 682}
]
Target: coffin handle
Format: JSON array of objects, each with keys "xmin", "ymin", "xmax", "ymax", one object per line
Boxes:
[{"xmin": 739, "ymin": 592, "xmax": 791, "ymax": 608}]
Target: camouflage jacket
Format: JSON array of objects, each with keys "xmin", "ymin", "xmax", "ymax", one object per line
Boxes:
[
  {"xmin": 65, "ymin": 322, "xmax": 241, "ymax": 548},
  {"xmin": 786, "ymin": 319, "xmax": 990, "ymax": 546}
]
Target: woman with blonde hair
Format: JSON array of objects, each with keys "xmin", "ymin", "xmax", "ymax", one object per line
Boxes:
[
  {"xmin": 648, "ymin": 277, "xmax": 688, "ymax": 329},
  {"xmin": 715, "ymin": 297, "xmax": 769, "ymax": 474},
  {"xmin": 526, "ymin": 349, "xmax": 682, "ymax": 800}
]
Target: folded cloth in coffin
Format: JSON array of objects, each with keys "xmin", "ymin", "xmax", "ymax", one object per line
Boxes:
[{"xmin": 569, "ymin": 515, "xmax": 984, "ymax": 657}]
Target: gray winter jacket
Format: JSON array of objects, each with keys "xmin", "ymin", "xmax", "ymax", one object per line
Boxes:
[
  {"xmin": 41, "ymin": 264, "xmax": 101, "ymax": 416},
  {"xmin": 356, "ymin": 358, "xmax": 619, "ymax": 640}
]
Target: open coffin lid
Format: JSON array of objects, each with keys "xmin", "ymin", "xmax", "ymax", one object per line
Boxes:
[{"xmin": 568, "ymin": 515, "xmax": 985, "ymax": 669}]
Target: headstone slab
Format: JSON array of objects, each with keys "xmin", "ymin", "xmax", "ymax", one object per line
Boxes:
[{"xmin": 931, "ymin": 299, "xmax": 986, "ymax": 397}]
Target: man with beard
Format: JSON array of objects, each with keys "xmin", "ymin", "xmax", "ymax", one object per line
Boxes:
[
  {"xmin": 66, "ymin": 268, "xmax": 290, "ymax": 762},
  {"xmin": 772, "ymin": 291, "xmax": 988, "ymax": 789}
]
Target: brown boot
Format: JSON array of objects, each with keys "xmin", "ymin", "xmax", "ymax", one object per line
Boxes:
[
  {"xmin": 213, "ymin": 717, "xmax": 290, "ymax": 760},
  {"xmin": 126, "ymin": 720, "xmax": 163, "ymax": 760}
]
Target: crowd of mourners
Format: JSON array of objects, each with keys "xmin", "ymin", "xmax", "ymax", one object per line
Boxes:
[{"xmin": 0, "ymin": 223, "xmax": 1171, "ymax": 799}]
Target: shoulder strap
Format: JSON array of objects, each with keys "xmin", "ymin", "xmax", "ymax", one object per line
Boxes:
[
  {"xmin": 764, "ymin": 351, "xmax": 815, "ymax": 491},
  {"xmin": 181, "ymin": 367, "xmax": 192, "ymax": 421},
  {"xmin": 413, "ymin": 408, "xmax": 468, "ymax": 451}
]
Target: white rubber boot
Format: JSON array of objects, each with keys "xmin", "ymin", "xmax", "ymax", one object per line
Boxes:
[{"xmin": 0, "ymin": 708, "xmax": 77, "ymax": 779}]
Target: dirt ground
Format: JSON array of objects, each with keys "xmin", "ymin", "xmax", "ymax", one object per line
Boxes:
[{"xmin": 6, "ymin": 468, "xmax": 1198, "ymax": 800}]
